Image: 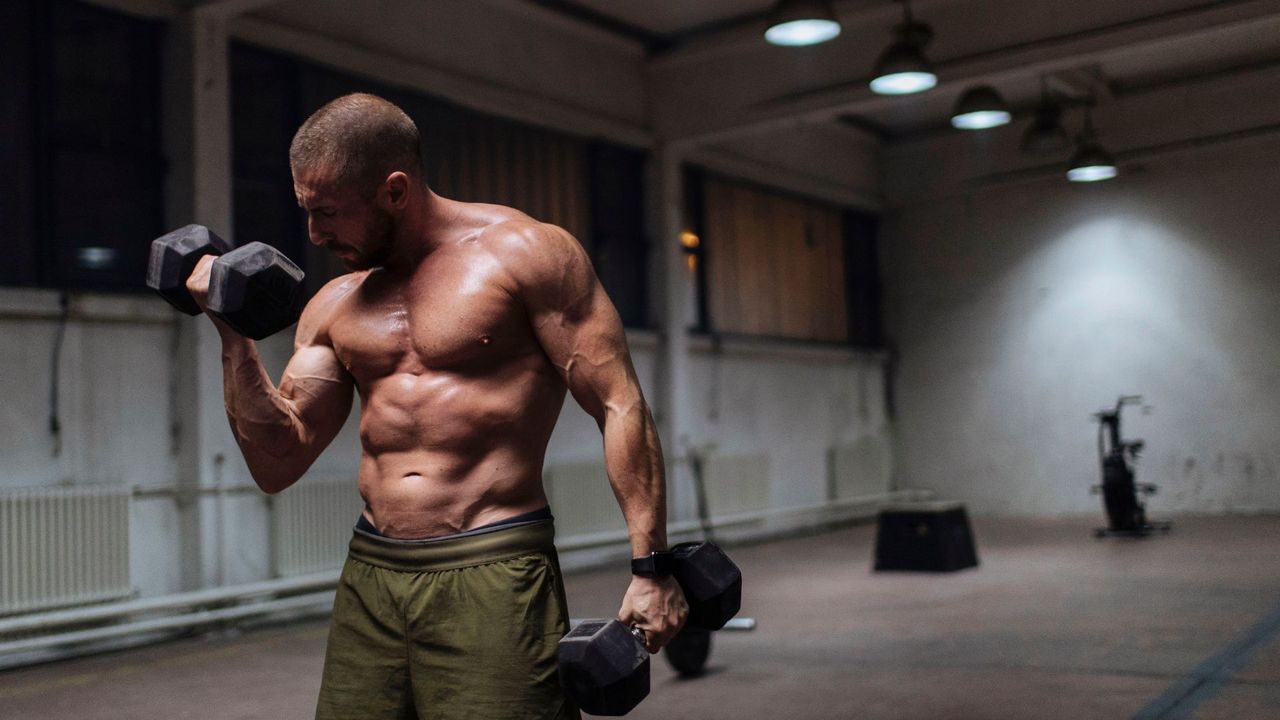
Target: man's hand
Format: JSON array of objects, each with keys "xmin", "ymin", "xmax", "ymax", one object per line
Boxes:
[
  {"xmin": 185, "ymin": 254, "xmax": 217, "ymax": 314},
  {"xmin": 618, "ymin": 575, "xmax": 688, "ymax": 653},
  {"xmin": 184, "ymin": 254, "xmax": 238, "ymax": 337}
]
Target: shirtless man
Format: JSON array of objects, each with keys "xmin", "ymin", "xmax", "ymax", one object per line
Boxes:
[{"xmin": 186, "ymin": 93, "xmax": 687, "ymax": 719}]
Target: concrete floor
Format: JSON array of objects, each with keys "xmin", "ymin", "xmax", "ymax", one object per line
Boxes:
[{"xmin": 2, "ymin": 515, "xmax": 1279, "ymax": 719}]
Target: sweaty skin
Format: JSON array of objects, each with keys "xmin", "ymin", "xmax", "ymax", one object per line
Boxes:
[{"xmin": 185, "ymin": 167, "xmax": 687, "ymax": 651}]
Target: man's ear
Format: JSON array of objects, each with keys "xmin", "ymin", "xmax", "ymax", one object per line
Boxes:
[{"xmin": 380, "ymin": 171, "xmax": 410, "ymax": 211}]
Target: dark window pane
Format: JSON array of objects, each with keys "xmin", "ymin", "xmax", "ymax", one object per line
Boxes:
[
  {"xmin": 843, "ymin": 209, "xmax": 883, "ymax": 348},
  {"xmin": 230, "ymin": 43, "xmax": 309, "ymax": 287},
  {"xmin": 39, "ymin": 0, "xmax": 165, "ymax": 292},
  {"xmin": 0, "ymin": 0, "xmax": 37, "ymax": 286},
  {"xmin": 588, "ymin": 143, "xmax": 648, "ymax": 328}
]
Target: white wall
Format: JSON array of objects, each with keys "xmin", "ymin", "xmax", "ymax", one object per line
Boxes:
[
  {"xmin": 883, "ymin": 133, "xmax": 1280, "ymax": 515},
  {"xmin": 0, "ymin": 292, "xmax": 177, "ymax": 491},
  {"xmin": 0, "ymin": 289, "xmax": 361, "ymax": 595}
]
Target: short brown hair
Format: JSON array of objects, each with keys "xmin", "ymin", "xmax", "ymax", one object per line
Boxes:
[{"xmin": 289, "ymin": 93, "xmax": 425, "ymax": 195}]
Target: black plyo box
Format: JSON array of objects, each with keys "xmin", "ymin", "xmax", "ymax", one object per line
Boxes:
[{"xmin": 874, "ymin": 502, "xmax": 979, "ymax": 572}]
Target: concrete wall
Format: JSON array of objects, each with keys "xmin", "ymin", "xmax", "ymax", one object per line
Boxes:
[
  {"xmin": 0, "ymin": 292, "xmax": 177, "ymax": 491},
  {"xmin": 882, "ymin": 130, "xmax": 1280, "ymax": 516}
]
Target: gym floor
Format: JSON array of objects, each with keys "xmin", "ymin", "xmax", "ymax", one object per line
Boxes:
[{"xmin": 2, "ymin": 515, "xmax": 1278, "ymax": 719}]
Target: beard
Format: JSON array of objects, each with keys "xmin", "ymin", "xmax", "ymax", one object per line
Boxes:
[{"xmin": 340, "ymin": 210, "xmax": 395, "ymax": 271}]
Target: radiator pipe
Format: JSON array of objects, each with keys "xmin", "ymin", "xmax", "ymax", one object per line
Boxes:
[{"xmin": 0, "ymin": 592, "xmax": 333, "ymax": 665}]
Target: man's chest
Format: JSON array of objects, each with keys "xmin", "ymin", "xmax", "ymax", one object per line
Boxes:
[{"xmin": 328, "ymin": 261, "xmax": 538, "ymax": 380}]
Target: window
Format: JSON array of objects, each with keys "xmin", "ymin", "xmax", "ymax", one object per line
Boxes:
[
  {"xmin": 588, "ymin": 143, "xmax": 648, "ymax": 328},
  {"xmin": 1, "ymin": 0, "xmax": 164, "ymax": 291},
  {"xmin": 694, "ymin": 170, "xmax": 882, "ymax": 346},
  {"xmin": 230, "ymin": 44, "xmax": 309, "ymax": 290},
  {"xmin": 0, "ymin": 1, "xmax": 38, "ymax": 286},
  {"xmin": 40, "ymin": 0, "xmax": 164, "ymax": 292}
]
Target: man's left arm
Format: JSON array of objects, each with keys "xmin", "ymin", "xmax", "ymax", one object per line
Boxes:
[{"xmin": 510, "ymin": 222, "xmax": 687, "ymax": 652}]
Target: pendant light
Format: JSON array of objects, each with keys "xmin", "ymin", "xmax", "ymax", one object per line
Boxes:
[
  {"xmin": 951, "ymin": 85, "xmax": 1011, "ymax": 130},
  {"xmin": 765, "ymin": 0, "xmax": 842, "ymax": 47},
  {"xmin": 1067, "ymin": 106, "xmax": 1117, "ymax": 182},
  {"xmin": 870, "ymin": 0, "xmax": 937, "ymax": 95}
]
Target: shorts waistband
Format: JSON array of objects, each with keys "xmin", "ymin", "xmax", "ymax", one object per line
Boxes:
[{"xmin": 347, "ymin": 519, "xmax": 557, "ymax": 573}]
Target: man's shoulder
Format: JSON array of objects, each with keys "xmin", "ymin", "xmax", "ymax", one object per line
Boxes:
[
  {"xmin": 295, "ymin": 271, "xmax": 367, "ymax": 345},
  {"xmin": 471, "ymin": 217, "xmax": 594, "ymax": 314},
  {"xmin": 475, "ymin": 215, "xmax": 585, "ymax": 281}
]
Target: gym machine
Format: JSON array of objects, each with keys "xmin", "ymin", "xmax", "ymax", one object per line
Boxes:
[{"xmin": 1090, "ymin": 395, "xmax": 1171, "ymax": 537}]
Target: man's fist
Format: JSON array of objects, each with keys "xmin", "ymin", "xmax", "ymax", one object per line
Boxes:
[
  {"xmin": 617, "ymin": 575, "xmax": 688, "ymax": 653},
  {"xmin": 184, "ymin": 254, "xmax": 217, "ymax": 314}
]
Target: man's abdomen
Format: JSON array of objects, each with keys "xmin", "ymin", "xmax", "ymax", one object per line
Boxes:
[{"xmin": 353, "ymin": 366, "xmax": 566, "ymax": 539}]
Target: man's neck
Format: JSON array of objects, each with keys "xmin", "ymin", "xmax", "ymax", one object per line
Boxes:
[{"xmin": 382, "ymin": 188, "xmax": 458, "ymax": 273}]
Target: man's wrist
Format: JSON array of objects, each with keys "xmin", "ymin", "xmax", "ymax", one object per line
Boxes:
[{"xmin": 631, "ymin": 550, "xmax": 674, "ymax": 578}]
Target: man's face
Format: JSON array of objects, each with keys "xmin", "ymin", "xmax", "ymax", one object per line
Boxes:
[{"xmin": 293, "ymin": 169, "xmax": 394, "ymax": 271}]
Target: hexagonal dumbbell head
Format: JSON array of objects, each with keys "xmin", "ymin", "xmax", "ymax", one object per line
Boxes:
[
  {"xmin": 672, "ymin": 541, "xmax": 742, "ymax": 631},
  {"xmin": 557, "ymin": 619, "xmax": 649, "ymax": 716},
  {"xmin": 146, "ymin": 224, "xmax": 232, "ymax": 315},
  {"xmin": 206, "ymin": 242, "xmax": 306, "ymax": 340}
]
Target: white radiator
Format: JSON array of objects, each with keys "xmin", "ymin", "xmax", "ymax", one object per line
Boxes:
[
  {"xmin": 544, "ymin": 461, "xmax": 624, "ymax": 538},
  {"xmin": 828, "ymin": 435, "xmax": 891, "ymax": 500},
  {"xmin": 0, "ymin": 486, "xmax": 131, "ymax": 615},
  {"xmin": 271, "ymin": 478, "xmax": 362, "ymax": 577},
  {"xmin": 701, "ymin": 452, "xmax": 772, "ymax": 517}
]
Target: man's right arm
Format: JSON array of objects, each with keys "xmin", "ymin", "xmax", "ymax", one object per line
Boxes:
[{"xmin": 188, "ymin": 256, "xmax": 355, "ymax": 493}]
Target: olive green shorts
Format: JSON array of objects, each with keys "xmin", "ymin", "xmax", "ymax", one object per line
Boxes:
[{"xmin": 315, "ymin": 519, "xmax": 581, "ymax": 720}]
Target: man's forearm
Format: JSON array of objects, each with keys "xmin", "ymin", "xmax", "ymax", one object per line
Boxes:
[
  {"xmin": 218, "ymin": 330, "xmax": 308, "ymax": 491},
  {"xmin": 603, "ymin": 396, "xmax": 669, "ymax": 556}
]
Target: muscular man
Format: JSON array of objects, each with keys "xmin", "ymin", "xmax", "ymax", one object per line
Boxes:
[{"xmin": 186, "ymin": 93, "xmax": 687, "ymax": 719}]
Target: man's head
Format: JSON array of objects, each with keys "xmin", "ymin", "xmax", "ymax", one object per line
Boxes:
[{"xmin": 290, "ymin": 93, "xmax": 425, "ymax": 270}]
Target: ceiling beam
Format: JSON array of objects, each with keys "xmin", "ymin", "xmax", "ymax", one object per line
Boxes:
[
  {"xmin": 520, "ymin": 0, "xmax": 665, "ymax": 48},
  {"xmin": 187, "ymin": 0, "xmax": 286, "ymax": 19},
  {"xmin": 881, "ymin": 54, "xmax": 1280, "ymax": 145},
  {"xmin": 231, "ymin": 14, "xmax": 655, "ymax": 148},
  {"xmin": 488, "ymin": 0, "xmax": 648, "ymax": 55},
  {"xmin": 659, "ymin": 0, "xmax": 1280, "ymax": 144}
]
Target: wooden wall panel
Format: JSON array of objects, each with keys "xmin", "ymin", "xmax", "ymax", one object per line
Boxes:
[
  {"xmin": 703, "ymin": 176, "xmax": 848, "ymax": 342},
  {"xmin": 436, "ymin": 116, "xmax": 591, "ymax": 247}
]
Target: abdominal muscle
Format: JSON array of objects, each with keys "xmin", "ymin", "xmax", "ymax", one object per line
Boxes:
[{"xmin": 352, "ymin": 367, "xmax": 565, "ymax": 539}]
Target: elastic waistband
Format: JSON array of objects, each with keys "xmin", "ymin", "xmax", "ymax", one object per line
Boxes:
[{"xmin": 348, "ymin": 519, "xmax": 557, "ymax": 573}]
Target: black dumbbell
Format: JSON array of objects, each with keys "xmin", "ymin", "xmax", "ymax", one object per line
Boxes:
[
  {"xmin": 557, "ymin": 619, "xmax": 650, "ymax": 717},
  {"xmin": 671, "ymin": 541, "xmax": 741, "ymax": 631},
  {"xmin": 663, "ymin": 618, "xmax": 757, "ymax": 679},
  {"xmin": 147, "ymin": 224, "xmax": 305, "ymax": 340},
  {"xmin": 557, "ymin": 541, "xmax": 742, "ymax": 716},
  {"xmin": 662, "ymin": 629, "xmax": 712, "ymax": 678}
]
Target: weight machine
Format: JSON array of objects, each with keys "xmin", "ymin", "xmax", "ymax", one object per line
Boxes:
[{"xmin": 1090, "ymin": 395, "xmax": 1171, "ymax": 537}]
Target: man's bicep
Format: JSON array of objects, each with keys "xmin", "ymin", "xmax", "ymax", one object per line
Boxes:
[
  {"xmin": 516, "ymin": 223, "xmax": 641, "ymax": 419},
  {"xmin": 534, "ymin": 281, "xmax": 639, "ymax": 423},
  {"xmin": 278, "ymin": 343, "xmax": 355, "ymax": 447}
]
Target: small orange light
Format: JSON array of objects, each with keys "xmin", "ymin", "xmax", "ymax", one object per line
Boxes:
[{"xmin": 680, "ymin": 230, "xmax": 700, "ymax": 250}]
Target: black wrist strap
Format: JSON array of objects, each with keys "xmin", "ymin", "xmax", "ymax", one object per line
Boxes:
[{"xmin": 631, "ymin": 550, "xmax": 674, "ymax": 577}]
